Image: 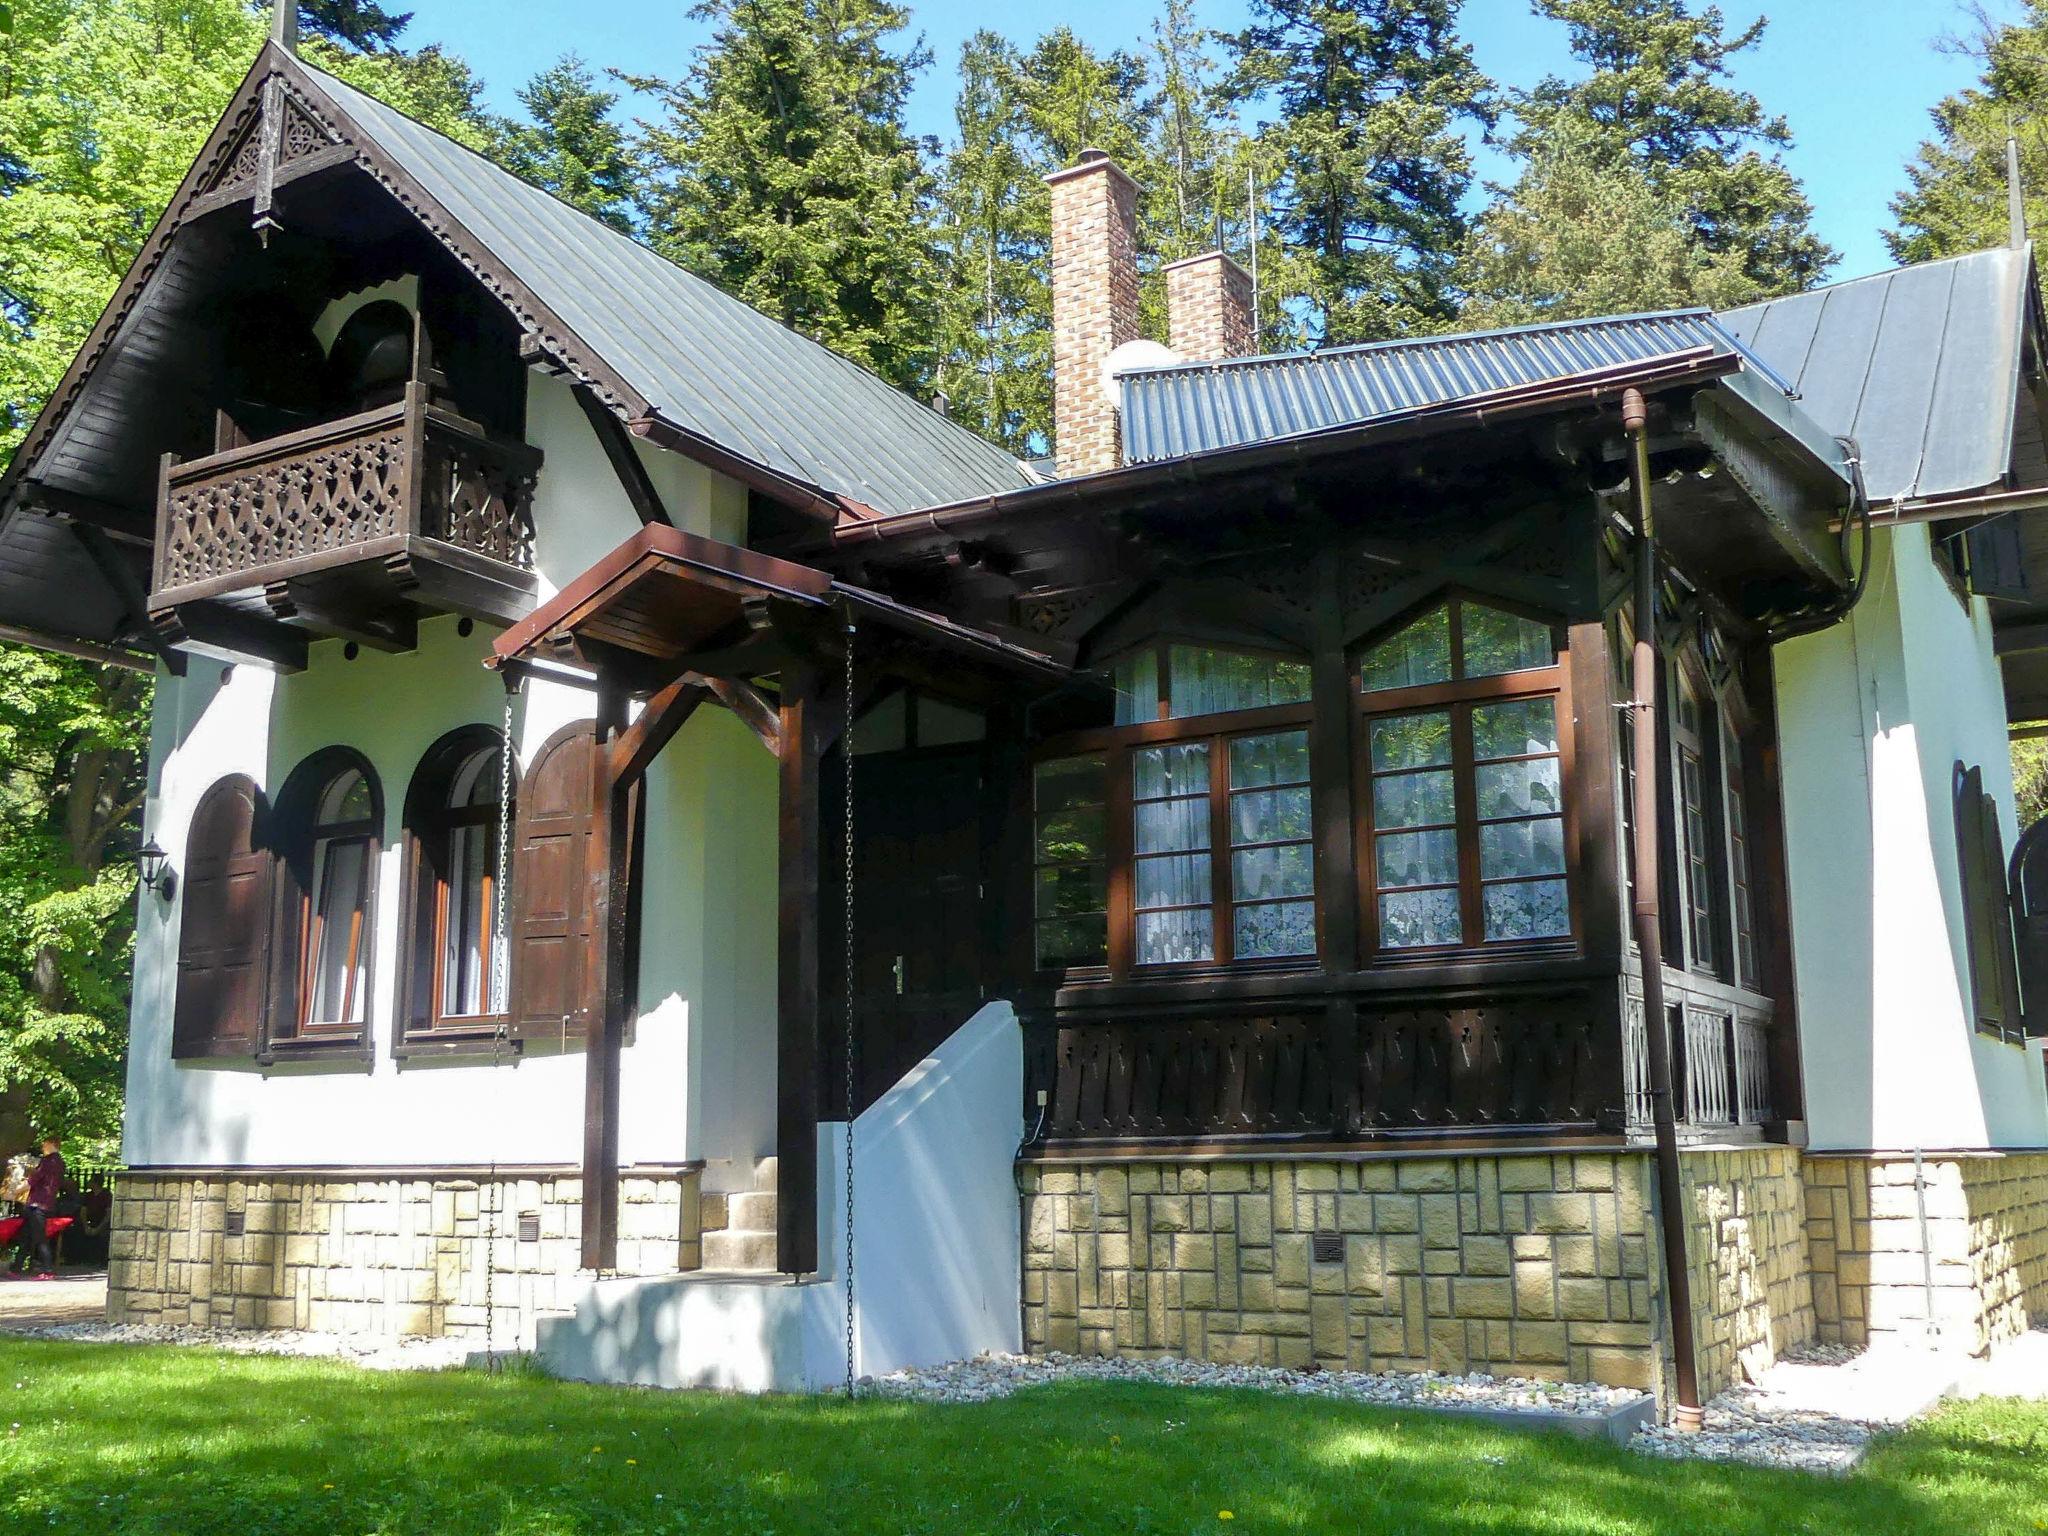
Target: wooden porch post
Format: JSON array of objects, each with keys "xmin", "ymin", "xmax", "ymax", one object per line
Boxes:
[
  {"xmin": 777, "ymin": 661, "xmax": 822, "ymax": 1275},
  {"xmin": 581, "ymin": 682, "xmax": 629, "ymax": 1270}
]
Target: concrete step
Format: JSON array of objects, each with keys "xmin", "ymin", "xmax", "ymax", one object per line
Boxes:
[
  {"xmin": 701, "ymin": 1227, "xmax": 778, "ymax": 1272},
  {"xmin": 726, "ymin": 1190, "xmax": 777, "ymax": 1231}
]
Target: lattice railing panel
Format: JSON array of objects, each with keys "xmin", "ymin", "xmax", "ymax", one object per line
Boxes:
[{"xmin": 155, "ymin": 397, "xmax": 538, "ymax": 597}]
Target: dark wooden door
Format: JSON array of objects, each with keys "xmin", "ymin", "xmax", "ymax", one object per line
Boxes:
[
  {"xmin": 173, "ymin": 775, "xmax": 275, "ymax": 1058},
  {"xmin": 841, "ymin": 747, "xmax": 986, "ymax": 1114}
]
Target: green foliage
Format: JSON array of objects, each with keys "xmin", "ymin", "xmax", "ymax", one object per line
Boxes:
[
  {"xmin": 1512, "ymin": 0, "xmax": 1834, "ymax": 296},
  {"xmin": 1227, "ymin": 0, "xmax": 1496, "ymax": 344},
  {"xmin": 1890, "ymin": 3, "xmax": 2048, "ymax": 263},
  {"xmin": 3, "ymin": 1343, "xmax": 2048, "ymax": 1534},
  {"xmin": 0, "ymin": 0, "xmax": 496, "ymax": 1152},
  {"xmin": 627, "ymin": 0, "xmax": 946, "ymax": 395},
  {"xmin": 495, "ymin": 54, "xmax": 636, "ymax": 230},
  {"xmin": 1461, "ymin": 120, "xmax": 1766, "ymax": 326},
  {"xmin": 2013, "ymin": 733, "xmax": 2048, "ymax": 830},
  {"xmin": 298, "ymin": 0, "xmax": 411, "ymax": 50}
]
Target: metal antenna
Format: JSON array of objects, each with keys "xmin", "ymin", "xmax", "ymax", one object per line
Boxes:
[
  {"xmin": 1246, "ymin": 166, "xmax": 1261, "ymax": 341},
  {"xmin": 2009, "ymin": 127, "xmax": 2028, "ymax": 249},
  {"xmin": 271, "ymin": 0, "xmax": 299, "ymax": 53}
]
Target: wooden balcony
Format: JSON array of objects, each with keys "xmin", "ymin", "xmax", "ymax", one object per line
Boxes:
[{"xmin": 149, "ymin": 384, "xmax": 541, "ymax": 668}]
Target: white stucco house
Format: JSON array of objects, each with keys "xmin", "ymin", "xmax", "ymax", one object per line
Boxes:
[{"xmin": 0, "ymin": 39, "xmax": 2042, "ymax": 1408}]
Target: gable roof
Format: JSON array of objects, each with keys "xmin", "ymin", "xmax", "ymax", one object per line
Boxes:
[
  {"xmin": 1718, "ymin": 246, "xmax": 2042, "ymax": 504},
  {"xmin": 299, "ymin": 64, "xmax": 1033, "ymax": 518},
  {"xmin": 0, "ymin": 45, "xmax": 1031, "ymax": 541}
]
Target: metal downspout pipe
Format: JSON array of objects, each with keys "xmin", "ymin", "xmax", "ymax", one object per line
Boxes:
[{"xmin": 1623, "ymin": 386, "xmax": 1705, "ymax": 1431}]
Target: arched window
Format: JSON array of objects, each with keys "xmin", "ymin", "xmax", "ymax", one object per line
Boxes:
[
  {"xmin": 1356, "ymin": 596, "xmax": 1572, "ymax": 954},
  {"xmin": 271, "ymin": 748, "xmax": 382, "ymax": 1051},
  {"xmin": 172, "ymin": 775, "xmax": 275, "ymax": 1059},
  {"xmin": 1033, "ymin": 639, "xmax": 1315, "ymax": 973},
  {"xmin": 400, "ymin": 727, "xmax": 514, "ymax": 1047}
]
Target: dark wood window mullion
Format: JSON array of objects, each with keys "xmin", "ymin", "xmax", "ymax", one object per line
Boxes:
[
  {"xmin": 1106, "ymin": 744, "xmax": 1136, "ymax": 979},
  {"xmin": 1451, "ymin": 702, "xmax": 1483, "ymax": 944},
  {"xmin": 1210, "ymin": 732, "xmax": 1231, "ymax": 964}
]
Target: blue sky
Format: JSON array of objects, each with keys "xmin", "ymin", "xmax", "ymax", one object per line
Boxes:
[{"xmin": 399, "ymin": 0, "xmax": 2013, "ymax": 280}]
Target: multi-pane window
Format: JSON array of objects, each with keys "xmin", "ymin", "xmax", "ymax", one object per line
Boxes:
[
  {"xmin": 301, "ymin": 767, "xmax": 376, "ymax": 1029},
  {"xmin": 1723, "ymin": 716, "xmax": 1760, "ymax": 991},
  {"xmin": 1033, "ymin": 753, "xmax": 1109, "ymax": 968},
  {"xmin": 1034, "ymin": 642, "xmax": 1314, "ymax": 974},
  {"xmin": 1673, "ymin": 674, "xmax": 1719, "ymax": 975},
  {"xmin": 439, "ymin": 745, "xmax": 506, "ymax": 1018},
  {"xmin": 1359, "ymin": 598, "xmax": 1570, "ymax": 953}
]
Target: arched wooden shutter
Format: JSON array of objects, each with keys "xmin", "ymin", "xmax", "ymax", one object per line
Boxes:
[
  {"xmin": 173, "ymin": 775, "xmax": 275, "ymax": 1059},
  {"xmin": 508, "ymin": 724, "xmax": 601, "ymax": 1043},
  {"xmin": 2012, "ymin": 818, "xmax": 2048, "ymax": 1039},
  {"xmin": 1956, "ymin": 764, "xmax": 2025, "ymax": 1044}
]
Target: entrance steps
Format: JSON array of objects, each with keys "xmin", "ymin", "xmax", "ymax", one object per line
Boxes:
[{"xmin": 696, "ymin": 1163, "xmax": 778, "ymax": 1273}]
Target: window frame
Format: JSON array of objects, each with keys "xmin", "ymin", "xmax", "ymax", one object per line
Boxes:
[
  {"xmin": 1033, "ymin": 639, "xmax": 1318, "ymax": 979},
  {"xmin": 1353, "ymin": 595, "xmax": 1580, "ymax": 961},
  {"xmin": 396, "ymin": 724, "xmax": 518, "ymax": 1053},
  {"xmin": 268, "ymin": 746, "xmax": 383, "ymax": 1056}
]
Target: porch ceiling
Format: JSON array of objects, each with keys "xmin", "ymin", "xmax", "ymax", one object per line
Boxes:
[{"xmin": 491, "ymin": 523, "xmax": 1067, "ymax": 693}]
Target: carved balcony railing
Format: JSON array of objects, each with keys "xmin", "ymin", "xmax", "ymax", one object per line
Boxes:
[
  {"xmin": 1622, "ymin": 990, "xmax": 1775, "ymax": 1132},
  {"xmin": 151, "ymin": 384, "xmax": 540, "ymax": 612}
]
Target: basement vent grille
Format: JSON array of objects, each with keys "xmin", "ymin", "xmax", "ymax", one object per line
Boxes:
[
  {"xmin": 1311, "ymin": 1231, "xmax": 1343, "ymax": 1265},
  {"xmin": 518, "ymin": 1211, "xmax": 541, "ymax": 1244},
  {"xmin": 224, "ymin": 1210, "xmax": 246, "ymax": 1237}
]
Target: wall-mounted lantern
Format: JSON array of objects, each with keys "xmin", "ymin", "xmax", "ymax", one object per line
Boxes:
[{"xmin": 136, "ymin": 839, "xmax": 176, "ymax": 901}]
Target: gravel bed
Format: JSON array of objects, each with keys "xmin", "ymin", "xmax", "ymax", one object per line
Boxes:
[
  {"xmin": 10, "ymin": 1320, "xmax": 488, "ymax": 1372},
  {"xmin": 872, "ymin": 1351, "xmax": 1644, "ymax": 1417},
  {"xmin": 1631, "ymin": 1342, "xmax": 1943, "ymax": 1474}
]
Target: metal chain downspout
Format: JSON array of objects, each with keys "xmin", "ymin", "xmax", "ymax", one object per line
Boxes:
[
  {"xmin": 483, "ymin": 680, "xmax": 518, "ymax": 1372},
  {"xmin": 1622, "ymin": 386, "xmax": 1704, "ymax": 1432},
  {"xmin": 841, "ymin": 611, "xmax": 859, "ymax": 1397}
]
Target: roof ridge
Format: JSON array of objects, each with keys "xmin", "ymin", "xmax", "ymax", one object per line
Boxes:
[{"xmin": 1117, "ymin": 308, "xmax": 1719, "ymax": 379}]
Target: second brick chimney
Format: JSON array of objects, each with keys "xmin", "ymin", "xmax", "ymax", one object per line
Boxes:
[
  {"xmin": 1165, "ymin": 251, "xmax": 1256, "ymax": 362},
  {"xmin": 1048, "ymin": 149, "xmax": 1140, "ymax": 478}
]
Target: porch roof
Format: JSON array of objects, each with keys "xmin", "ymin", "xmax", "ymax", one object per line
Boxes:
[{"xmin": 491, "ymin": 523, "xmax": 1067, "ymax": 690}]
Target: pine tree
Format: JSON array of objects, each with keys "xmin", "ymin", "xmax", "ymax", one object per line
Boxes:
[
  {"xmin": 1227, "ymin": 0, "xmax": 1496, "ymax": 344},
  {"xmin": 1460, "ymin": 121, "xmax": 1763, "ymax": 326},
  {"xmin": 1150, "ymin": 0, "xmax": 1235, "ymax": 264},
  {"xmin": 496, "ymin": 54, "xmax": 635, "ymax": 231},
  {"xmin": 299, "ymin": 0, "xmax": 412, "ymax": 51},
  {"xmin": 931, "ymin": 33, "xmax": 1049, "ymax": 452},
  {"xmin": 1515, "ymin": 0, "xmax": 1833, "ymax": 294},
  {"xmin": 628, "ymin": 0, "xmax": 945, "ymax": 395},
  {"xmin": 1889, "ymin": 3, "xmax": 2048, "ymax": 263}
]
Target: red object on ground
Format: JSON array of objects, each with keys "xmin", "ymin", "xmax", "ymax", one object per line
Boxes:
[{"xmin": 0, "ymin": 1214, "xmax": 74, "ymax": 1249}]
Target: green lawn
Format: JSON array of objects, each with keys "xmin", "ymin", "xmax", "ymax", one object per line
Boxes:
[{"xmin": 0, "ymin": 1340, "xmax": 2043, "ymax": 1535}]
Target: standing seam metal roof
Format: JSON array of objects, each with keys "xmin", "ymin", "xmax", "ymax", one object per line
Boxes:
[
  {"xmin": 1116, "ymin": 311, "xmax": 1799, "ymax": 466},
  {"xmin": 306, "ymin": 65, "xmax": 1035, "ymax": 519},
  {"xmin": 1717, "ymin": 246, "xmax": 2034, "ymax": 504}
]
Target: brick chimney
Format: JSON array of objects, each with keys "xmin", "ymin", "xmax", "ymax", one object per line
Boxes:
[
  {"xmin": 1165, "ymin": 251, "xmax": 1256, "ymax": 361},
  {"xmin": 1047, "ymin": 149, "xmax": 1140, "ymax": 478}
]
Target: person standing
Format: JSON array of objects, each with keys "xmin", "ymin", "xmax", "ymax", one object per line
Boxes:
[{"xmin": 12, "ymin": 1136, "xmax": 65, "ymax": 1278}]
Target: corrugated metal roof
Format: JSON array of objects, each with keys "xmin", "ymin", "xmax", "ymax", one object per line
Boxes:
[
  {"xmin": 306, "ymin": 65, "xmax": 1034, "ymax": 518},
  {"xmin": 1118, "ymin": 311, "xmax": 1781, "ymax": 466},
  {"xmin": 1718, "ymin": 246, "xmax": 2034, "ymax": 503}
]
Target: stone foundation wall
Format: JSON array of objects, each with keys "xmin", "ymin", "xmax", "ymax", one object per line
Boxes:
[
  {"xmin": 1677, "ymin": 1146, "xmax": 1814, "ymax": 1398},
  {"xmin": 1019, "ymin": 1154, "xmax": 1662, "ymax": 1392},
  {"xmin": 1806, "ymin": 1153, "xmax": 2048, "ymax": 1354},
  {"xmin": 108, "ymin": 1168, "xmax": 700, "ymax": 1343}
]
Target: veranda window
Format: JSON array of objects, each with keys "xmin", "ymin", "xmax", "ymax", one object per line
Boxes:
[
  {"xmin": 1673, "ymin": 672, "xmax": 1720, "ymax": 976},
  {"xmin": 1358, "ymin": 599, "xmax": 1572, "ymax": 953},
  {"xmin": 1034, "ymin": 641, "xmax": 1315, "ymax": 973}
]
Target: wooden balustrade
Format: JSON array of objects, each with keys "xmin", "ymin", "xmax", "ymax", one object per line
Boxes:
[
  {"xmin": 1023, "ymin": 990, "xmax": 1614, "ymax": 1149},
  {"xmin": 151, "ymin": 386, "xmax": 540, "ymax": 607},
  {"xmin": 1621, "ymin": 982, "xmax": 1776, "ymax": 1133}
]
